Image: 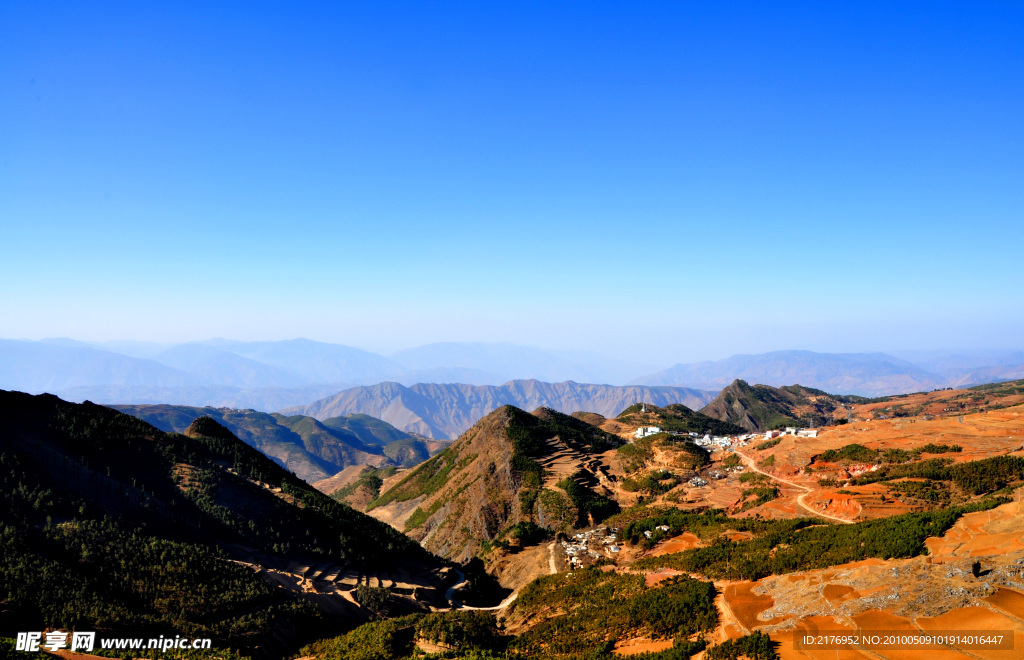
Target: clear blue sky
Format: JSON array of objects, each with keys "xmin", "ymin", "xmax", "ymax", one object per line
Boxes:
[{"xmin": 2, "ymin": 1, "xmax": 1021, "ymax": 363}]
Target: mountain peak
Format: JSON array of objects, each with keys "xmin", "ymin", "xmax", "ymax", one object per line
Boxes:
[
  {"xmin": 366, "ymin": 403, "xmax": 622, "ymax": 561},
  {"xmin": 184, "ymin": 415, "xmax": 236, "ymax": 441},
  {"xmin": 699, "ymin": 381, "xmax": 859, "ymax": 432}
]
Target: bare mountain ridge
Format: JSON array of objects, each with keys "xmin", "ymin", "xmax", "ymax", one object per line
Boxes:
[
  {"xmin": 284, "ymin": 380, "xmax": 716, "ymax": 439},
  {"xmin": 362, "ymin": 405, "xmax": 623, "ymax": 562},
  {"xmin": 60, "ymin": 383, "xmax": 356, "ymax": 413}
]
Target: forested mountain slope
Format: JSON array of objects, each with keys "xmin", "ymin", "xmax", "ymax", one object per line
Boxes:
[
  {"xmin": 111, "ymin": 404, "xmax": 443, "ymax": 483},
  {"xmin": 698, "ymin": 379, "xmax": 863, "ymax": 431},
  {"xmin": 0, "ymin": 391, "xmax": 443, "ymax": 657},
  {"xmin": 362, "ymin": 405, "xmax": 624, "ymax": 562}
]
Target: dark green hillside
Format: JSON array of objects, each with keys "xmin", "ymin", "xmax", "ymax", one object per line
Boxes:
[
  {"xmin": 0, "ymin": 391, "xmax": 438, "ymax": 657},
  {"xmin": 528, "ymin": 406, "xmax": 624, "ymax": 453},
  {"xmin": 321, "ymin": 413, "xmax": 414, "ymax": 446},
  {"xmin": 273, "ymin": 414, "xmax": 384, "ymax": 470},
  {"xmin": 850, "ymin": 455, "xmax": 1024, "ymax": 495},
  {"xmin": 814, "ymin": 442, "xmax": 961, "ymax": 466},
  {"xmin": 302, "ymin": 568, "xmax": 719, "ymax": 660},
  {"xmin": 371, "ymin": 406, "xmax": 622, "ymax": 512},
  {"xmin": 509, "ymin": 569, "xmax": 717, "ymax": 657},
  {"xmin": 380, "ymin": 437, "xmax": 430, "ymax": 466},
  {"xmin": 111, "ymin": 404, "xmax": 435, "ymax": 481},
  {"xmin": 617, "ymin": 402, "xmax": 746, "ymax": 436},
  {"xmin": 698, "ymin": 380, "xmax": 856, "ymax": 432},
  {"xmin": 969, "ymin": 378, "xmax": 1024, "ymax": 395},
  {"xmin": 632, "ymin": 499, "xmax": 1005, "ymax": 580},
  {"xmin": 277, "ymin": 414, "xmax": 436, "ymax": 468}
]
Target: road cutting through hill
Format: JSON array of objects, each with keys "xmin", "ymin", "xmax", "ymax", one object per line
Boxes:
[{"xmin": 733, "ymin": 449, "xmax": 853, "ymax": 524}]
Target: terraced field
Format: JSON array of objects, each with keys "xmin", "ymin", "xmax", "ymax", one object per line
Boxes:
[{"xmin": 226, "ymin": 552, "xmax": 452, "ymax": 615}]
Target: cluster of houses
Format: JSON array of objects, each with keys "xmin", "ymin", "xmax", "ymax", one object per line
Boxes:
[
  {"xmin": 560, "ymin": 526, "xmax": 622, "ymax": 567},
  {"xmin": 693, "ymin": 432, "xmax": 759, "ymax": 448},
  {"xmin": 635, "ymin": 426, "xmax": 819, "ymax": 446},
  {"xmin": 692, "ymin": 426, "xmax": 819, "ymax": 449},
  {"xmin": 764, "ymin": 427, "xmax": 819, "ymax": 439},
  {"xmin": 642, "ymin": 525, "xmax": 671, "ymax": 539}
]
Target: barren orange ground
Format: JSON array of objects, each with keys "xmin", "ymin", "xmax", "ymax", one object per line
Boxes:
[
  {"xmin": 850, "ymin": 384, "xmax": 1024, "ymax": 421},
  {"xmin": 711, "ymin": 494, "xmax": 1024, "ymax": 659},
  {"xmin": 768, "ymin": 405, "xmax": 1024, "ymax": 474},
  {"xmin": 718, "ymin": 405, "xmax": 1024, "ymax": 522}
]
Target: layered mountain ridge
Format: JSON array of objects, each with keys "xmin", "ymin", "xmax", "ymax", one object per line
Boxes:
[
  {"xmin": 633, "ymin": 349, "xmax": 1024, "ymax": 396},
  {"xmin": 6, "ymin": 339, "xmax": 1024, "ymax": 412},
  {"xmin": 362, "ymin": 405, "xmax": 624, "ymax": 562},
  {"xmin": 109, "ymin": 404, "xmax": 447, "ymax": 483},
  {"xmin": 284, "ymin": 380, "xmax": 715, "ymax": 439},
  {"xmin": 697, "ymin": 379, "xmax": 865, "ymax": 431}
]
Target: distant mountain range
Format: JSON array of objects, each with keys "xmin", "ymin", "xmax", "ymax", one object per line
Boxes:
[
  {"xmin": 0, "ymin": 339, "xmax": 656, "ymax": 408},
  {"xmin": 389, "ymin": 342, "xmax": 653, "ymax": 386},
  {"xmin": 283, "ymin": 380, "xmax": 716, "ymax": 439},
  {"xmin": 108, "ymin": 404, "xmax": 449, "ymax": 482},
  {"xmin": 3, "ymin": 339, "xmax": 1023, "ymax": 410},
  {"xmin": 632, "ymin": 350, "xmax": 1024, "ymax": 397}
]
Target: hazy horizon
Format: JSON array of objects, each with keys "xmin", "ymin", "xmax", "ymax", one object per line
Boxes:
[{"xmin": 5, "ymin": 335, "xmax": 1024, "ymax": 371}]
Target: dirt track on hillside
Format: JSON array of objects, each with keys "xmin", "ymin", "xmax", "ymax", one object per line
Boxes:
[{"xmin": 734, "ymin": 450, "xmax": 853, "ymax": 524}]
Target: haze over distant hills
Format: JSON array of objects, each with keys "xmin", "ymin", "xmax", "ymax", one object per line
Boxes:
[
  {"xmin": 284, "ymin": 380, "xmax": 716, "ymax": 439},
  {"xmin": 107, "ymin": 404, "xmax": 447, "ymax": 483},
  {"xmin": 632, "ymin": 349, "xmax": 1024, "ymax": 397},
  {"xmin": 390, "ymin": 342, "xmax": 652, "ymax": 386},
  {"xmin": 0, "ymin": 339, "xmax": 657, "ymax": 408},
  {"xmin": 3, "ymin": 339, "xmax": 1024, "ymax": 410}
]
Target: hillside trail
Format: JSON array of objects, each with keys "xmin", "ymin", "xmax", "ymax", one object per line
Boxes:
[{"xmin": 734, "ymin": 450, "xmax": 853, "ymax": 525}]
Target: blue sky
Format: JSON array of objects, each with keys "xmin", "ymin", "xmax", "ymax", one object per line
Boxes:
[{"xmin": 1, "ymin": 1, "xmax": 1021, "ymax": 364}]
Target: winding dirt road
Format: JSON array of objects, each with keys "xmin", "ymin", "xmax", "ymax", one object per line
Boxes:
[{"xmin": 733, "ymin": 450, "xmax": 854, "ymax": 525}]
